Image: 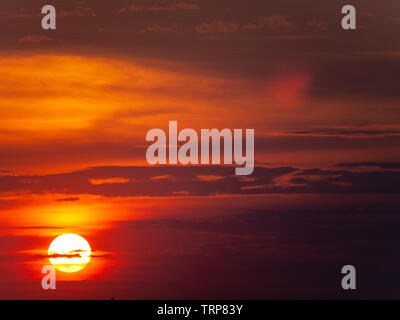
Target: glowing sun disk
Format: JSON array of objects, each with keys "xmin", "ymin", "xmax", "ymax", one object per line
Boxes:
[{"xmin": 48, "ymin": 233, "xmax": 91, "ymax": 273}]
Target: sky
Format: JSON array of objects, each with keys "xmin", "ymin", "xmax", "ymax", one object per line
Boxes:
[{"xmin": 0, "ymin": 0, "xmax": 400, "ymax": 299}]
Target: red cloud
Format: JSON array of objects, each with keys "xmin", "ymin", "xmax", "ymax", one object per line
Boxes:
[
  {"xmin": 18, "ymin": 35, "xmax": 52, "ymax": 43},
  {"xmin": 262, "ymin": 15, "xmax": 294, "ymax": 30}
]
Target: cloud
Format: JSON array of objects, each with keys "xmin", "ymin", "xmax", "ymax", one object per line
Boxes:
[
  {"xmin": 243, "ymin": 15, "xmax": 295, "ymax": 32},
  {"xmin": 120, "ymin": 1, "xmax": 200, "ymax": 13},
  {"xmin": 0, "ymin": 53, "xmax": 398, "ymax": 174},
  {"xmin": 58, "ymin": 5, "xmax": 96, "ymax": 17},
  {"xmin": 0, "ymin": 226, "xmax": 65, "ymax": 230},
  {"xmin": 262, "ymin": 15, "xmax": 295, "ymax": 30},
  {"xmin": 171, "ymin": 190, "xmax": 191, "ymax": 196},
  {"xmin": 151, "ymin": 175, "xmax": 174, "ymax": 180},
  {"xmin": 104, "ymin": 205, "xmax": 400, "ymax": 298},
  {"xmin": 240, "ymin": 184, "xmax": 268, "ymax": 190},
  {"xmin": 2, "ymin": 9, "xmax": 32, "ymax": 19},
  {"xmin": 287, "ymin": 127, "xmax": 400, "ymax": 138},
  {"xmin": 89, "ymin": 177, "xmax": 131, "ymax": 185},
  {"xmin": 196, "ymin": 175, "xmax": 224, "ymax": 181},
  {"xmin": 2, "ymin": 204, "xmax": 400, "ymax": 299},
  {"xmin": 310, "ymin": 57, "xmax": 400, "ymax": 99},
  {"xmin": 35, "ymin": 251, "xmax": 111, "ymax": 259},
  {"xmin": 128, "ymin": 4, "xmax": 145, "ymax": 13},
  {"xmin": 48, "ymin": 253, "xmax": 85, "ymax": 259},
  {"xmin": 195, "ymin": 21, "xmax": 240, "ymax": 34},
  {"xmin": 0, "ymin": 165, "xmax": 294, "ymax": 197},
  {"xmin": 175, "ymin": 2, "xmax": 200, "ymax": 10},
  {"xmin": 307, "ymin": 18, "xmax": 329, "ymax": 32},
  {"xmin": 117, "ymin": 7, "xmax": 128, "ymax": 14},
  {"xmin": 148, "ymin": 1, "xmax": 200, "ymax": 11},
  {"xmin": 116, "ymin": 206, "xmax": 400, "ymax": 238},
  {"xmin": 146, "ymin": 24, "xmax": 172, "ymax": 33},
  {"xmin": 335, "ymin": 162, "xmax": 400, "ymax": 170},
  {"xmin": 56, "ymin": 197, "xmax": 80, "ymax": 202},
  {"xmin": 0, "ymin": 164, "xmax": 400, "ymax": 198},
  {"xmin": 265, "ymin": 34, "xmax": 323, "ymax": 40},
  {"xmin": 18, "ymin": 35, "xmax": 52, "ymax": 43}
]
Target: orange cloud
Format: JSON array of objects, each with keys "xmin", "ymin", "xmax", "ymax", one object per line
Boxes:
[
  {"xmin": 1, "ymin": 52, "xmax": 391, "ymax": 173},
  {"xmin": 151, "ymin": 175, "xmax": 174, "ymax": 180},
  {"xmin": 89, "ymin": 177, "xmax": 131, "ymax": 185},
  {"xmin": 0, "ymin": 53, "xmax": 272, "ymax": 172},
  {"xmin": 196, "ymin": 175, "xmax": 224, "ymax": 181}
]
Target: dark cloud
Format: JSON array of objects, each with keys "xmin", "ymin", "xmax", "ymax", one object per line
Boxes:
[
  {"xmin": 56, "ymin": 197, "xmax": 80, "ymax": 202},
  {"xmin": 0, "ymin": 165, "xmax": 294, "ymax": 197},
  {"xmin": 117, "ymin": 206, "xmax": 400, "ymax": 244},
  {"xmin": 94, "ymin": 206, "xmax": 400, "ymax": 299},
  {"xmin": 287, "ymin": 128, "xmax": 400, "ymax": 137},
  {"xmin": 47, "ymin": 252, "xmax": 110, "ymax": 259},
  {"xmin": 336, "ymin": 162, "xmax": 400, "ymax": 169},
  {"xmin": 0, "ymin": 164, "xmax": 400, "ymax": 197},
  {"xmin": 0, "ymin": 0, "xmax": 399, "ymax": 109},
  {"xmin": 48, "ymin": 253, "xmax": 85, "ymax": 259},
  {"xmin": 310, "ymin": 57, "xmax": 400, "ymax": 100}
]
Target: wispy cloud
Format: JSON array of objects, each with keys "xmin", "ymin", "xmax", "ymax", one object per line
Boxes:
[
  {"xmin": 89, "ymin": 177, "xmax": 131, "ymax": 185},
  {"xmin": 195, "ymin": 21, "xmax": 240, "ymax": 34},
  {"xmin": 120, "ymin": 1, "xmax": 200, "ymax": 14},
  {"xmin": 0, "ymin": 164, "xmax": 399, "ymax": 198},
  {"xmin": 18, "ymin": 35, "xmax": 52, "ymax": 44}
]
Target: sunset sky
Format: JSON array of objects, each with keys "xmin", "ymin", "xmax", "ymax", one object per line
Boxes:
[{"xmin": 1, "ymin": 0, "xmax": 400, "ymax": 299}]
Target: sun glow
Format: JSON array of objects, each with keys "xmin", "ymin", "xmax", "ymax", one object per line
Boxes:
[{"xmin": 48, "ymin": 234, "xmax": 91, "ymax": 273}]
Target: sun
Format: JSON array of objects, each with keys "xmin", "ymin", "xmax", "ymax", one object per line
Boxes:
[{"xmin": 48, "ymin": 234, "xmax": 91, "ymax": 273}]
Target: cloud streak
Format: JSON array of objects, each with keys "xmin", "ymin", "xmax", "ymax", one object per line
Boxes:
[{"xmin": 0, "ymin": 164, "xmax": 399, "ymax": 198}]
